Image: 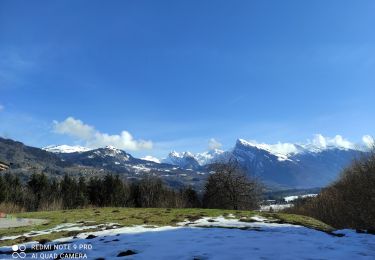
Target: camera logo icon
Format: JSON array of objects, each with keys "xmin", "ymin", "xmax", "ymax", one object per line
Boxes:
[{"xmin": 12, "ymin": 244, "xmax": 26, "ymax": 259}]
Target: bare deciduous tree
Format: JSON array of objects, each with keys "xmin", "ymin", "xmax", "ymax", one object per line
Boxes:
[{"xmin": 203, "ymin": 159, "xmax": 261, "ymax": 210}]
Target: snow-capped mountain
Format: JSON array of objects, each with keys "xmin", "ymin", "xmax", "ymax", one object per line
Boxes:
[
  {"xmin": 194, "ymin": 149, "xmax": 226, "ymax": 165},
  {"xmin": 163, "ymin": 138, "xmax": 365, "ymax": 189},
  {"xmin": 7, "ymin": 141, "xmax": 206, "ymax": 189},
  {"xmin": 162, "ymin": 149, "xmax": 226, "ymax": 169},
  {"xmin": 43, "ymin": 145, "xmax": 91, "ymax": 154},
  {"xmin": 38, "ymin": 134, "xmax": 367, "ymax": 189},
  {"xmin": 162, "ymin": 151, "xmax": 201, "ymax": 170},
  {"xmin": 60, "ymin": 146, "xmax": 133, "ymax": 165},
  {"xmin": 231, "ymin": 138, "xmax": 362, "ymax": 188},
  {"xmin": 235, "ymin": 139, "xmax": 299, "ymax": 162},
  {"xmin": 234, "ymin": 137, "xmax": 360, "ymax": 162}
]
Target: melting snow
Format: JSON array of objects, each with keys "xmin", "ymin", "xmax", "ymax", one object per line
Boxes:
[
  {"xmin": 1, "ymin": 216, "xmax": 374, "ymax": 259},
  {"xmin": 0, "ymin": 222, "xmax": 120, "ymax": 241}
]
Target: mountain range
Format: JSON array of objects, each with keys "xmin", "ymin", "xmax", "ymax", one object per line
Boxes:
[
  {"xmin": 155, "ymin": 139, "xmax": 365, "ymax": 188},
  {"xmin": 0, "ymin": 137, "xmax": 366, "ymax": 190},
  {"xmin": 0, "ymin": 138, "xmax": 206, "ymax": 189}
]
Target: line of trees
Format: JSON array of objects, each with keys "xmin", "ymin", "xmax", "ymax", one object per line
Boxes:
[
  {"xmin": 285, "ymin": 151, "xmax": 375, "ymax": 231},
  {"xmin": 0, "ymin": 160, "xmax": 261, "ymax": 212},
  {"xmin": 0, "ymin": 174, "xmax": 202, "ymax": 211}
]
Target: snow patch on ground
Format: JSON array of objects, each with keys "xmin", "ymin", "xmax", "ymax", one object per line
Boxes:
[
  {"xmin": 1, "ymin": 216, "xmax": 374, "ymax": 259},
  {"xmin": 0, "ymin": 222, "xmax": 120, "ymax": 241}
]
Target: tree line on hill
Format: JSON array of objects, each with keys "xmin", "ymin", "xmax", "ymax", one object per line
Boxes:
[
  {"xmin": 285, "ymin": 151, "xmax": 375, "ymax": 232},
  {"xmin": 0, "ymin": 160, "xmax": 261, "ymax": 212}
]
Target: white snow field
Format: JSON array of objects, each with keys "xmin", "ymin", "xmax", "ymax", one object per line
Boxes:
[{"xmin": 1, "ymin": 216, "xmax": 374, "ymax": 260}]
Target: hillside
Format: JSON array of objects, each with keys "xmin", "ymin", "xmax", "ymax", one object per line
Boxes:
[{"xmin": 0, "ymin": 137, "xmax": 206, "ymax": 189}]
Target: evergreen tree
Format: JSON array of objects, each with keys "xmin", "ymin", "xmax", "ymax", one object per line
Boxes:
[
  {"xmin": 27, "ymin": 173, "xmax": 49, "ymax": 209},
  {"xmin": 76, "ymin": 176, "xmax": 88, "ymax": 207},
  {"xmin": 61, "ymin": 174, "xmax": 79, "ymax": 209}
]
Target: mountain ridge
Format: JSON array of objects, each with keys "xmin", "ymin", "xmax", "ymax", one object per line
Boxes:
[
  {"xmin": 0, "ymin": 137, "xmax": 207, "ymax": 189},
  {"xmin": 1, "ymin": 137, "xmax": 367, "ymax": 190},
  {"xmin": 158, "ymin": 138, "xmax": 365, "ymax": 188}
]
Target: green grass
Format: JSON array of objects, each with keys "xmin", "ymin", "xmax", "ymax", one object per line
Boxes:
[
  {"xmin": 0, "ymin": 207, "xmax": 334, "ymax": 247},
  {"xmin": 260, "ymin": 212, "xmax": 335, "ymax": 232}
]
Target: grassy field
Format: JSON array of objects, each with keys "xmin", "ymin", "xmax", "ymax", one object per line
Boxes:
[{"xmin": 0, "ymin": 207, "xmax": 334, "ymax": 247}]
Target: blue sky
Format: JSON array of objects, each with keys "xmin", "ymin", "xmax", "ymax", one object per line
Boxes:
[{"xmin": 0, "ymin": 0, "xmax": 374, "ymax": 158}]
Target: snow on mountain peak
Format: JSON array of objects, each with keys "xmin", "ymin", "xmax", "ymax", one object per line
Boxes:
[
  {"xmin": 162, "ymin": 148, "xmax": 226, "ymax": 167},
  {"xmin": 105, "ymin": 145, "xmax": 118, "ymax": 150},
  {"xmin": 236, "ymin": 139, "xmax": 298, "ymax": 161},
  {"xmin": 236, "ymin": 135, "xmax": 360, "ymax": 161},
  {"xmin": 194, "ymin": 149, "xmax": 225, "ymax": 165},
  {"xmin": 100, "ymin": 145, "xmax": 125, "ymax": 157},
  {"xmin": 162, "ymin": 151, "xmax": 201, "ymax": 169},
  {"xmin": 168, "ymin": 151, "xmax": 181, "ymax": 158},
  {"xmin": 43, "ymin": 145, "xmax": 91, "ymax": 154},
  {"xmin": 168, "ymin": 151, "xmax": 194, "ymax": 158}
]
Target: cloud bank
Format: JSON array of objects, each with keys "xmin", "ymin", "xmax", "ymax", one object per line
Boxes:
[
  {"xmin": 53, "ymin": 117, "xmax": 152, "ymax": 151},
  {"xmin": 310, "ymin": 134, "xmax": 354, "ymax": 149}
]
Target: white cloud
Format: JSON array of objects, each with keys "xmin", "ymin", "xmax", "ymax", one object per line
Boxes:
[
  {"xmin": 331, "ymin": 135, "xmax": 354, "ymax": 149},
  {"xmin": 0, "ymin": 104, "xmax": 4, "ymax": 112},
  {"xmin": 141, "ymin": 156, "xmax": 161, "ymax": 163},
  {"xmin": 53, "ymin": 117, "xmax": 152, "ymax": 151},
  {"xmin": 268, "ymin": 142, "xmax": 299, "ymax": 155},
  {"xmin": 208, "ymin": 138, "xmax": 222, "ymax": 150},
  {"xmin": 89, "ymin": 131, "xmax": 152, "ymax": 151},
  {"xmin": 362, "ymin": 135, "xmax": 374, "ymax": 148},
  {"xmin": 311, "ymin": 134, "xmax": 327, "ymax": 148},
  {"xmin": 310, "ymin": 134, "xmax": 354, "ymax": 149},
  {"xmin": 53, "ymin": 117, "xmax": 95, "ymax": 140}
]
